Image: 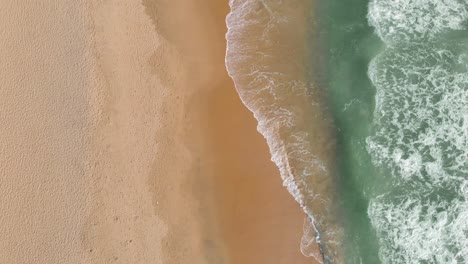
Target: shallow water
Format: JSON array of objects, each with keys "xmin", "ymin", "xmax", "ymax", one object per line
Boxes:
[
  {"xmin": 314, "ymin": 0, "xmax": 383, "ymax": 262},
  {"xmin": 226, "ymin": 0, "xmax": 468, "ymax": 263}
]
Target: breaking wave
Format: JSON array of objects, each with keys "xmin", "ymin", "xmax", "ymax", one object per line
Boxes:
[{"xmin": 367, "ymin": 0, "xmax": 468, "ymax": 263}]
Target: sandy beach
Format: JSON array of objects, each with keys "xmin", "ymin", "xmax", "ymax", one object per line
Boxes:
[
  {"xmin": 0, "ymin": 1, "xmax": 93, "ymax": 263},
  {"xmin": 0, "ymin": 0, "xmax": 316, "ymax": 263}
]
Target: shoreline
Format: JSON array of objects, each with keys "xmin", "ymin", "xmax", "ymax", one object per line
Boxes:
[
  {"xmin": 0, "ymin": 0, "xmax": 317, "ymax": 263},
  {"xmin": 149, "ymin": 1, "xmax": 315, "ymax": 262},
  {"xmin": 225, "ymin": 0, "xmax": 339, "ymax": 262}
]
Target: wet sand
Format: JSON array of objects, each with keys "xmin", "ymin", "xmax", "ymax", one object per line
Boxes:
[
  {"xmin": 0, "ymin": 0, "xmax": 316, "ymax": 263},
  {"xmin": 205, "ymin": 73, "xmax": 315, "ymax": 264},
  {"xmin": 139, "ymin": 0, "xmax": 316, "ymax": 262}
]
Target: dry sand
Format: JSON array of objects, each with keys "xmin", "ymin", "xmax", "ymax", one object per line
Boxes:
[
  {"xmin": 0, "ymin": 0, "xmax": 317, "ymax": 263},
  {"xmin": 0, "ymin": 1, "xmax": 93, "ymax": 263}
]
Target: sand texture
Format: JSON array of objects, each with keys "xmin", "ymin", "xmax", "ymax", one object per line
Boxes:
[
  {"xmin": 0, "ymin": 0, "xmax": 316, "ymax": 263},
  {"xmin": 0, "ymin": 1, "xmax": 93, "ymax": 263}
]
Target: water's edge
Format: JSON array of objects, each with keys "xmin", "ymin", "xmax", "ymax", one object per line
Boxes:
[{"xmin": 225, "ymin": 0, "xmax": 342, "ymax": 263}]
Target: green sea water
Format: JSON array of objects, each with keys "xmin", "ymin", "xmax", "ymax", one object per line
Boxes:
[
  {"xmin": 226, "ymin": 0, "xmax": 468, "ymax": 262},
  {"xmin": 314, "ymin": 0, "xmax": 383, "ymax": 262},
  {"xmin": 314, "ymin": 0, "xmax": 468, "ymax": 263}
]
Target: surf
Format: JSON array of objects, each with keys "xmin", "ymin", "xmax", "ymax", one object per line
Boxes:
[
  {"xmin": 225, "ymin": 0, "xmax": 343, "ymax": 262},
  {"xmin": 367, "ymin": 0, "xmax": 468, "ymax": 262}
]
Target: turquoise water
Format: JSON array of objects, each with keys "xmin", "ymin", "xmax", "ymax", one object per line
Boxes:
[
  {"xmin": 315, "ymin": 0, "xmax": 382, "ymax": 262},
  {"xmin": 226, "ymin": 0, "xmax": 468, "ymax": 263},
  {"xmin": 317, "ymin": 0, "xmax": 468, "ymax": 263}
]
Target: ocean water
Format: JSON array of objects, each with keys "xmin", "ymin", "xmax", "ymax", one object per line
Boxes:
[
  {"xmin": 226, "ymin": 0, "xmax": 468, "ymax": 263},
  {"xmin": 316, "ymin": 0, "xmax": 382, "ymax": 262},
  {"xmin": 366, "ymin": 1, "xmax": 468, "ymax": 263}
]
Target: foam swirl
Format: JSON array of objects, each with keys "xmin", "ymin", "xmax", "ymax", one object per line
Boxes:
[{"xmin": 367, "ymin": 0, "xmax": 468, "ymax": 262}]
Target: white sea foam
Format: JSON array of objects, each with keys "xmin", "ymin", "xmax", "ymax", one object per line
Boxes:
[
  {"xmin": 225, "ymin": 0, "xmax": 342, "ymax": 263},
  {"xmin": 367, "ymin": 45, "xmax": 468, "ymax": 185},
  {"xmin": 368, "ymin": 0, "xmax": 468, "ymax": 44},
  {"xmin": 369, "ymin": 194, "xmax": 468, "ymax": 263},
  {"xmin": 367, "ymin": 0, "xmax": 468, "ymax": 263}
]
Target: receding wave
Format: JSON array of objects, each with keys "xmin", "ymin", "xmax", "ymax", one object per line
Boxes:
[
  {"xmin": 367, "ymin": 0, "xmax": 468, "ymax": 263},
  {"xmin": 225, "ymin": 0, "xmax": 342, "ymax": 263}
]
